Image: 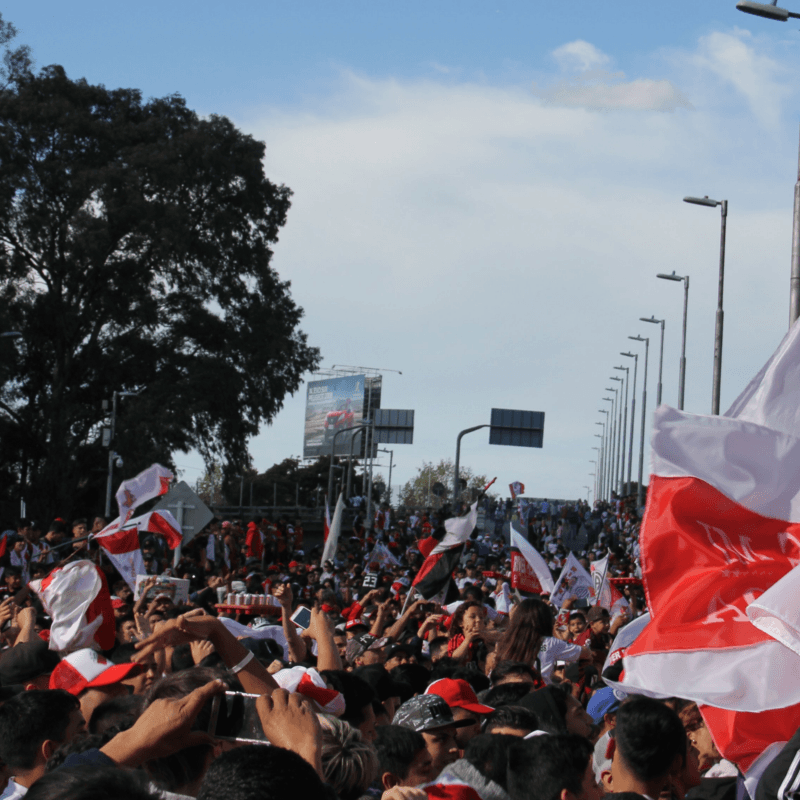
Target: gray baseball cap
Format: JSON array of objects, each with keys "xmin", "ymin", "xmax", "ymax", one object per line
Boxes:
[{"xmin": 392, "ymin": 694, "xmax": 474, "ymax": 733}]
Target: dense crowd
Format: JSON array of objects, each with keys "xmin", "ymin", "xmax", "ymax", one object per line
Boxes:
[{"xmin": 0, "ymin": 493, "xmax": 783, "ymax": 800}]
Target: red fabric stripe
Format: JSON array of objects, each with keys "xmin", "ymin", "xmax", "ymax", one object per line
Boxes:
[
  {"xmin": 95, "ymin": 527, "xmax": 140, "ymax": 555},
  {"xmin": 145, "ymin": 512, "xmax": 182, "ymax": 550},
  {"xmin": 632, "ymin": 475, "xmax": 800, "ymax": 657}
]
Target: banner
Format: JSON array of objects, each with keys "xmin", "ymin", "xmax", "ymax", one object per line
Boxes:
[
  {"xmin": 115, "ymin": 463, "xmax": 173, "ymax": 523},
  {"xmin": 321, "ymin": 492, "xmax": 345, "ymax": 565},
  {"xmin": 509, "ymin": 481, "xmax": 524, "ymax": 500},
  {"xmin": 367, "ymin": 542, "xmax": 400, "ymax": 571},
  {"xmin": 509, "ymin": 526, "xmax": 554, "ymax": 594}
]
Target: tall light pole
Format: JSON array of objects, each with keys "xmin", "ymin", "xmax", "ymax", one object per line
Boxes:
[
  {"xmin": 593, "ymin": 433, "xmax": 604, "ymax": 501},
  {"xmin": 583, "ymin": 485, "xmax": 591, "ymax": 504},
  {"xmin": 597, "ymin": 414, "xmax": 609, "ymax": 500},
  {"xmin": 614, "ymin": 367, "xmax": 629, "ymax": 496},
  {"xmin": 684, "ymin": 195, "xmax": 727, "ymax": 415},
  {"xmin": 657, "ymin": 271, "xmax": 690, "ymax": 410},
  {"xmin": 629, "ymin": 335, "xmax": 650, "ymax": 509},
  {"xmin": 641, "ymin": 316, "xmax": 665, "ymax": 407},
  {"xmin": 611, "ymin": 376, "xmax": 625, "ymax": 495},
  {"xmin": 104, "ymin": 390, "xmax": 138, "ymax": 517},
  {"xmin": 591, "ymin": 450, "xmax": 600, "ymax": 499},
  {"xmin": 603, "ymin": 392, "xmax": 617, "ymax": 499},
  {"xmin": 621, "ymin": 351, "xmax": 638, "ymax": 496}
]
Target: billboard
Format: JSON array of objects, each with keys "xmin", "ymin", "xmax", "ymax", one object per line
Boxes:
[{"xmin": 303, "ymin": 374, "xmax": 366, "ymax": 458}]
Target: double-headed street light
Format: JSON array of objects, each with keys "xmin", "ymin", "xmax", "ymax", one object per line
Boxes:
[
  {"xmin": 598, "ymin": 413, "xmax": 609, "ymax": 499},
  {"xmin": 640, "ymin": 316, "xmax": 665, "ymax": 407},
  {"xmin": 604, "ymin": 391, "xmax": 617, "ymax": 499},
  {"xmin": 613, "ymin": 367, "xmax": 629, "ymax": 497},
  {"xmin": 684, "ymin": 195, "xmax": 727, "ymax": 415},
  {"xmin": 657, "ymin": 272, "xmax": 690, "ymax": 410},
  {"xmin": 593, "ymin": 433, "xmax": 604, "ymax": 500},
  {"xmin": 611, "ymin": 376, "xmax": 625, "ymax": 495},
  {"xmin": 629, "ymin": 334, "xmax": 650, "ymax": 509}
]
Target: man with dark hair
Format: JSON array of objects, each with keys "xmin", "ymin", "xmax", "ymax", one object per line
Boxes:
[
  {"xmin": 489, "ymin": 661, "xmax": 539, "ymax": 688},
  {"xmin": 610, "ymin": 696, "xmax": 688, "ymax": 799},
  {"xmin": 197, "ymin": 744, "xmax": 327, "ymax": 800},
  {"xmin": 0, "ymin": 690, "xmax": 85, "ymax": 799},
  {"xmin": 320, "ymin": 670, "xmax": 377, "ymax": 743},
  {"xmin": 373, "ymin": 725, "xmax": 434, "ymax": 790},
  {"xmin": 507, "ymin": 733, "xmax": 601, "ymax": 800},
  {"xmin": 483, "ymin": 705, "xmax": 540, "ymax": 737},
  {"xmin": 482, "ymin": 682, "xmax": 533, "ymax": 709},
  {"xmin": 0, "ymin": 641, "xmax": 60, "ymax": 691}
]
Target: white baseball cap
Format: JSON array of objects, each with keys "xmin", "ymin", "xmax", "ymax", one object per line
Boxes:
[{"xmin": 49, "ymin": 648, "xmax": 142, "ymax": 695}]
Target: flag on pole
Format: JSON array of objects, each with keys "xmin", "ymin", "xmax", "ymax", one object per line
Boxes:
[
  {"xmin": 590, "ymin": 554, "xmax": 629, "ymax": 615},
  {"xmin": 30, "ymin": 560, "xmax": 115, "ymax": 653},
  {"xmin": 115, "ymin": 463, "xmax": 173, "ymax": 523},
  {"xmin": 550, "ymin": 552, "xmax": 595, "ymax": 608},
  {"xmin": 321, "ymin": 493, "xmax": 345, "ymax": 565},
  {"xmin": 509, "ymin": 526, "xmax": 554, "ymax": 595},
  {"xmin": 509, "ymin": 481, "xmax": 524, "ymax": 500},
  {"xmin": 94, "ymin": 509, "xmax": 182, "ymax": 590},
  {"xmin": 324, "ymin": 496, "xmax": 331, "ymax": 542},
  {"xmin": 367, "ymin": 542, "xmax": 400, "ymax": 571},
  {"xmin": 412, "ymin": 502, "xmax": 478, "ymax": 600}
]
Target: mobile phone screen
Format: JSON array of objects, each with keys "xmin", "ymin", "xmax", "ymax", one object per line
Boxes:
[
  {"xmin": 291, "ymin": 605, "xmax": 312, "ymax": 630},
  {"xmin": 208, "ymin": 692, "xmax": 269, "ymax": 744}
]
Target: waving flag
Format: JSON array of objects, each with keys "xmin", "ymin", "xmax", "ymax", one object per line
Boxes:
[
  {"xmin": 368, "ymin": 542, "xmax": 400, "ymax": 571},
  {"xmin": 321, "ymin": 492, "xmax": 345, "ymax": 565},
  {"xmin": 413, "ymin": 502, "xmax": 478, "ymax": 600},
  {"xmin": 510, "ymin": 526, "xmax": 554, "ymax": 594},
  {"xmin": 116, "ymin": 463, "xmax": 173, "ymax": 523},
  {"xmin": 613, "ymin": 321, "xmax": 800, "ymax": 793},
  {"xmin": 550, "ymin": 552, "xmax": 594, "ymax": 608},
  {"xmin": 590, "ymin": 554, "xmax": 629, "ymax": 616},
  {"xmin": 30, "ymin": 560, "xmax": 115, "ymax": 653},
  {"xmin": 509, "ymin": 481, "xmax": 524, "ymax": 500},
  {"xmin": 94, "ymin": 509, "xmax": 182, "ymax": 589}
]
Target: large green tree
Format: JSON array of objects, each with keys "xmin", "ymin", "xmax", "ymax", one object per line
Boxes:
[
  {"xmin": 399, "ymin": 459, "xmax": 492, "ymax": 510},
  {"xmin": 0, "ymin": 66, "xmax": 320, "ymax": 522}
]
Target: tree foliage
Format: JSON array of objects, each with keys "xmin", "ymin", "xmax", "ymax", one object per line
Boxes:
[
  {"xmin": 0, "ymin": 66, "xmax": 320, "ymax": 522},
  {"xmin": 399, "ymin": 459, "xmax": 491, "ymax": 510},
  {"xmin": 0, "ymin": 14, "xmax": 32, "ymax": 90}
]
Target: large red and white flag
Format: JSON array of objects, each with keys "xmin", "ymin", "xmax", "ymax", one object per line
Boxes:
[
  {"xmin": 323, "ymin": 495, "xmax": 331, "ymax": 542},
  {"xmin": 550, "ymin": 553, "xmax": 595, "ymax": 607},
  {"xmin": 509, "ymin": 481, "xmax": 524, "ymax": 500},
  {"xmin": 510, "ymin": 527, "xmax": 554, "ymax": 595},
  {"xmin": 115, "ymin": 463, "xmax": 173, "ymax": 523},
  {"xmin": 616, "ymin": 321, "xmax": 800, "ymax": 788},
  {"xmin": 94, "ymin": 509, "xmax": 182, "ymax": 589},
  {"xmin": 30, "ymin": 560, "xmax": 116, "ymax": 653},
  {"xmin": 412, "ymin": 502, "xmax": 478, "ymax": 600}
]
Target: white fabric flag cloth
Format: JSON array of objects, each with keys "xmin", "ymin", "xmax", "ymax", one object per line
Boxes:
[
  {"xmin": 550, "ymin": 552, "xmax": 595, "ymax": 608},
  {"xmin": 510, "ymin": 528, "xmax": 555, "ymax": 593},
  {"xmin": 115, "ymin": 463, "xmax": 173, "ymax": 523},
  {"xmin": 590, "ymin": 554, "xmax": 629, "ymax": 615},
  {"xmin": 368, "ymin": 542, "xmax": 400, "ymax": 570},
  {"xmin": 29, "ymin": 561, "xmax": 115, "ymax": 653},
  {"xmin": 321, "ymin": 492, "xmax": 345, "ymax": 565},
  {"xmin": 218, "ymin": 617, "xmax": 289, "ymax": 659}
]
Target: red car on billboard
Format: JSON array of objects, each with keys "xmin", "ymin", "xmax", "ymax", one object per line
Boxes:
[{"xmin": 323, "ymin": 399, "xmax": 355, "ymax": 442}]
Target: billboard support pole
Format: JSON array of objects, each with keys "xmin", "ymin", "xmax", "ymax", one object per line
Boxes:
[
  {"xmin": 454, "ymin": 425, "xmax": 489, "ymax": 510},
  {"xmin": 346, "ymin": 429, "xmax": 363, "ymax": 500},
  {"xmin": 328, "ymin": 422, "xmax": 371, "ymax": 506}
]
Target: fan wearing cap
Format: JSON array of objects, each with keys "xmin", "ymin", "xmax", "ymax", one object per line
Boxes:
[
  {"xmin": 425, "ymin": 678, "xmax": 494, "ymax": 751},
  {"xmin": 49, "ymin": 648, "xmax": 143, "ymax": 725},
  {"xmin": 0, "ymin": 640, "xmax": 60, "ymax": 692},
  {"xmin": 392, "ymin": 693, "xmax": 475, "ymax": 777},
  {"xmin": 345, "ymin": 634, "xmax": 388, "ymax": 668},
  {"xmin": 587, "ymin": 687, "xmax": 626, "ymax": 739}
]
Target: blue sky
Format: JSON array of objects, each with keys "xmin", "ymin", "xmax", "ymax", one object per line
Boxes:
[{"xmin": 8, "ymin": 1, "xmax": 800, "ymax": 504}]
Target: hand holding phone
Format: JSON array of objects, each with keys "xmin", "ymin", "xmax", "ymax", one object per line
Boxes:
[{"xmin": 290, "ymin": 605, "xmax": 312, "ymax": 630}]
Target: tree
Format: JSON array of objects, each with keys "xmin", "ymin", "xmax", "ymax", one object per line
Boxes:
[
  {"xmin": 0, "ymin": 14, "xmax": 32, "ymax": 90},
  {"xmin": 194, "ymin": 462, "xmax": 227, "ymax": 507},
  {"xmin": 399, "ymin": 459, "xmax": 492, "ymax": 510},
  {"xmin": 0, "ymin": 66, "xmax": 320, "ymax": 522}
]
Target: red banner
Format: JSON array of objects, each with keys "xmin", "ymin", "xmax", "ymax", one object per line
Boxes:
[{"xmin": 510, "ymin": 551, "xmax": 543, "ymax": 594}]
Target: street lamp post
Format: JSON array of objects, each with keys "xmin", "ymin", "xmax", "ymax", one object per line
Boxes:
[
  {"xmin": 597, "ymin": 418, "xmax": 608, "ymax": 500},
  {"xmin": 629, "ymin": 335, "xmax": 650, "ymax": 509},
  {"xmin": 104, "ymin": 390, "xmax": 138, "ymax": 517},
  {"xmin": 590, "ymin": 451, "xmax": 600, "ymax": 500},
  {"xmin": 621, "ymin": 352, "xmax": 638, "ymax": 496},
  {"xmin": 593, "ymin": 434, "xmax": 604, "ymax": 500},
  {"xmin": 454, "ymin": 425, "xmax": 489, "ymax": 509},
  {"xmin": 657, "ymin": 272, "xmax": 690, "ymax": 410},
  {"xmin": 598, "ymin": 408, "xmax": 611, "ymax": 500},
  {"xmin": 736, "ymin": 1, "xmax": 800, "ymax": 21},
  {"xmin": 611, "ymin": 376, "xmax": 625, "ymax": 494},
  {"xmin": 600, "ymin": 407, "xmax": 611, "ymax": 500},
  {"xmin": 604, "ymin": 390, "xmax": 618, "ymax": 497},
  {"xmin": 613, "ymin": 368, "xmax": 629, "ymax": 496},
  {"xmin": 641, "ymin": 316, "xmax": 665, "ymax": 407},
  {"xmin": 684, "ymin": 195, "xmax": 727, "ymax": 415}
]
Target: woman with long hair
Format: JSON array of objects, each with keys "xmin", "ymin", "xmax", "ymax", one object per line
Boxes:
[{"xmin": 495, "ymin": 598, "xmax": 589, "ymax": 684}]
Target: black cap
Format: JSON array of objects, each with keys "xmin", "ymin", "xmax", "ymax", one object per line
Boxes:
[{"xmin": 0, "ymin": 640, "xmax": 60, "ymax": 686}]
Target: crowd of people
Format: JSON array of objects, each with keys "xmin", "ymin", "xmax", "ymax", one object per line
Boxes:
[{"xmin": 0, "ymin": 492, "xmax": 785, "ymax": 800}]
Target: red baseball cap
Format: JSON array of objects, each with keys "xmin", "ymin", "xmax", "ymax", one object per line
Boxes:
[
  {"xmin": 288, "ymin": 561, "xmax": 299, "ymax": 568},
  {"xmin": 345, "ymin": 618, "xmax": 368, "ymax": 631},
  {"xmin": 425, "ymin": 678, "xmax": 494, "ymax": 714},
  {"xmin": 49, "ymin": 648, "xmax": 143, "ymax": 695},
  {"xmin": 110, "ymin": 597, "xmax": 126, "ymax": 609}
]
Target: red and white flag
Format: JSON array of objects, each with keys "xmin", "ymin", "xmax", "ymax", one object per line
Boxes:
[
  {"xmin": 30, "ymin": 560, "xmax": 115, "ymax": 654},
  {"xmin": 510, "ymin": 527, "xmax": 554, "ymax": 595},
  {"xmin": 509, "ymin": 481, "xmax": 524, "ymax": 500},
  {"xmin": 412, "ymin": 502, "xmax": 478, "ymax": 600},
  {"xmin": 617, "ymin": 321, "xmax": 800, "ymax": 788},
  {"xmin": 550, "ymin": 552, "xmax": 595, "ymax": 607},
  {"xmin": 321, "ymin": 493, "xmax": 345, "ymax": 565},
  {"xmin": 115, "ymin": 463, "xmax": 173, "ymax": 523},
  {"xmin": 94, "ymin": 509, "xmax": 182, "ymax": 589}
]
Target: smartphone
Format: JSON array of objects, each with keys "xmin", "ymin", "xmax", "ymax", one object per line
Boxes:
[
  {"xmin": 290, "ymin": 605, "xmax": 312, "ymax": 630},
  {"xmin": 208, "ymin": 692, "xmax": 270, "ymax": 744}
]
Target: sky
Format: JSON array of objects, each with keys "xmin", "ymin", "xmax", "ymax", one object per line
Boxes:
[{"xmin": 7, "ymin": 0, "xmax": 800, "ymax": 504}]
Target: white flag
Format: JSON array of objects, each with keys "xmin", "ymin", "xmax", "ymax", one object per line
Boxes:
[
  {"xmin": 116, "ymin": 463, "xmax": 173, "ymax": 523},
  {"xmin": 510, "ymin": 528, "xmax": 555, "ymax": 594},
  {"xmin": 321, "ymin": 492, "xmax": 345, "ymax": 565},
  {"xmin": 550, "ymin": 552, "xmax": 595, "ymax": 608}
]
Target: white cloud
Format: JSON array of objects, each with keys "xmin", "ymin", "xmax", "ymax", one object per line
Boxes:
[
  {"xmin": 688, "ymin": 30, "xmax": 792, "ymax": 130},
  {"xmin": 553, "ymin": 40, "xmax": 611, "ymax": 73},
  {"xmin": 535, "ymin": 76, "xmax": 692, "ymax": 112}
]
